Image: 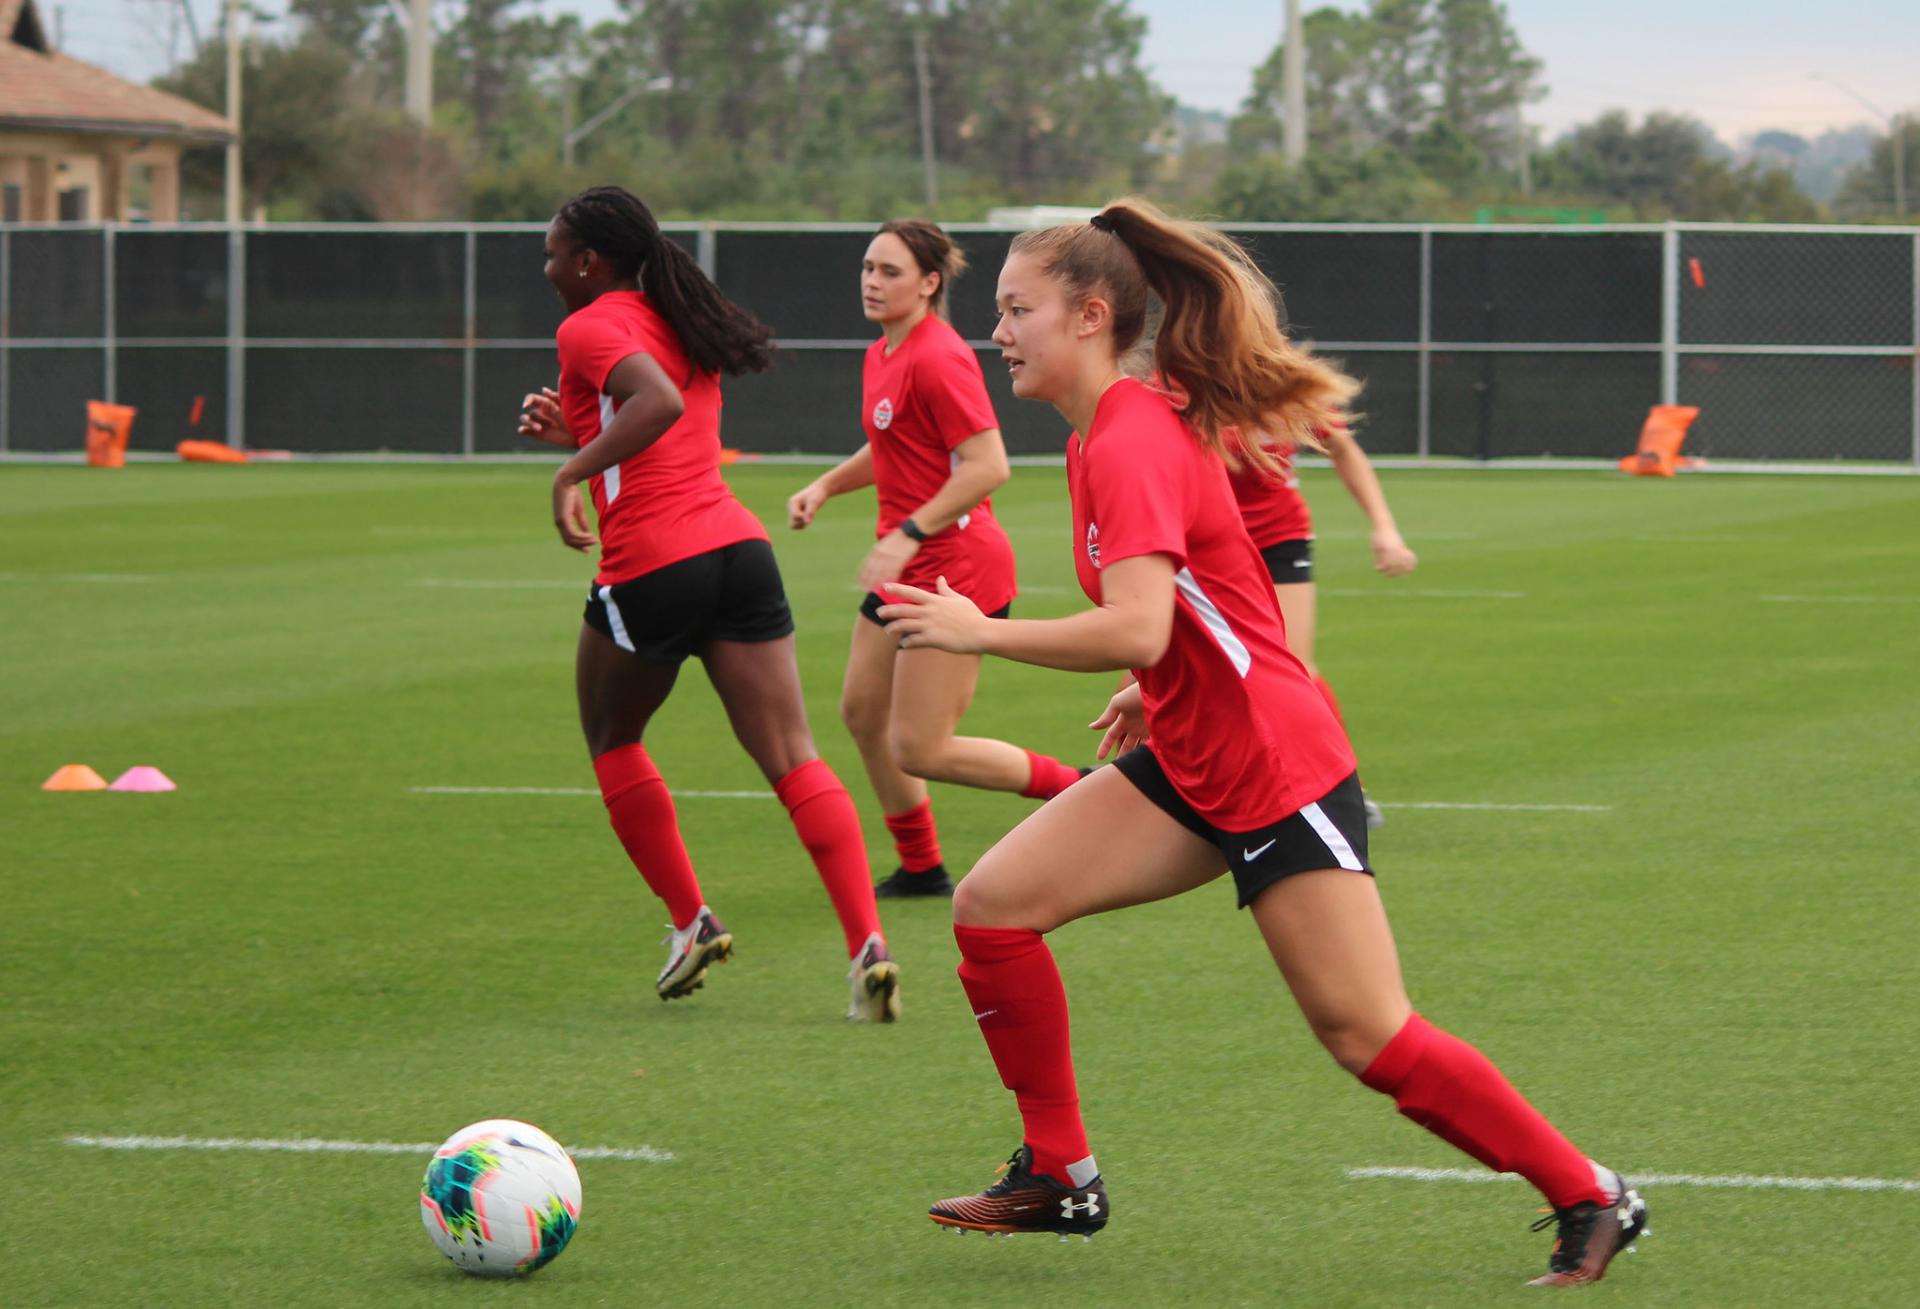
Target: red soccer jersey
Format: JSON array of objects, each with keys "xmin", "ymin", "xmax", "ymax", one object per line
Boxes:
[
  {"xmin": 1228, "ymin": 442, "xmax": 1313, "ymax": 548},
  {"xmin": 1067, "ymin": 379, "xmax": 1355, "ymax": 828},
  {"xmin": 555, "ymin": 290, "xmax": 766, "ymax": 585},
  {"xmin": 861, "ymin": 314, "xmax": 1016, "ymax": 613}
]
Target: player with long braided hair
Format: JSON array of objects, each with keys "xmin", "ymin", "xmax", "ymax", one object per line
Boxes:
[{"xmin": 518, "ymin": 186, "xmax": 900, "ymax": 1020}]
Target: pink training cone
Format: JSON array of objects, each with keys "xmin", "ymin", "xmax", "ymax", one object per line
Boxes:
[
  {"xmin": 43, "ymin": 764, "xmax": 109, "ymax": 791},
  {"xmin": 109, "ymin": 766, "xmax": 177, "ymax": 792}
]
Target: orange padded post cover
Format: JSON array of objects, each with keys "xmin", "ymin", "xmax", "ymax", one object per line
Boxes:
[
  {"xmin": 85, "ymin": 401, "xmax": 136, "ymax": 468},
  {"xmin": 177, "ymin": 439, "xmax": 250, "ymax": 464},
  {"xmin": 1620, "ymin": 405, "xmax": 1700, "ymax": 478}
]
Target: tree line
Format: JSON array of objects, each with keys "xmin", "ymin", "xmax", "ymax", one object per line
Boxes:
[{"xmin": 153, "ymin": 0, "xmax": 1917, "ymax": 224}]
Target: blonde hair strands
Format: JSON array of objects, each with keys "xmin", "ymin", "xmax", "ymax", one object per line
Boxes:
[{"xmin": 1011, "ymin": 199, "xmax": 1358, "ymax": 472}]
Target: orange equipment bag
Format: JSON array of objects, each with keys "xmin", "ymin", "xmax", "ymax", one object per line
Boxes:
[
  {"xmin": 177, "ymin": 439, "xmax": 250, "ymax": 464},
  {"xmin": 85, "ymin": 401, "xmax": 136, "ymax": 468},
  {"xmin": 1620, "ymin": 405, "xmax": 1700, "ymax": 478}
]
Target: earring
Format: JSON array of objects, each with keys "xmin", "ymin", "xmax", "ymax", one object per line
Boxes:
[{"xmin": 579, "ymin": 270, "xmax": 587, "ymax": 278}]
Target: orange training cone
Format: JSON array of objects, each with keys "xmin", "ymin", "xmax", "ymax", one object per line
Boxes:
[
  {"xmin": 43, "ymin": 764, "xmax": 109, "ymax": 791},
  {"xmin": 177, "ymin": 440, "xmax": 249, "ymax": 464},
  {"xmin": 85, "ymin": 401, "xmax": 136, "ymax": 468},
  {"xmin": 109, "ymin": 766, "xmax": 177, "ymax": 792},
  {"xmin": 1620, "ymin": 405, "xmax": 1700, "ymax": 478}
]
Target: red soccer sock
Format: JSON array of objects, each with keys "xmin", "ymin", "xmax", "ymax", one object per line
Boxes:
[
  {"xmin": 1019, "ymin": 749, "xmax": 1083, "ymax": 801},
  {"xmin": 1360, "ymin": 1014, "xmax": 1607, "ymax": 1211},
  {"xmin": 775, "ymin": 758, "xmax": 882, "ymax": 957},
  {"xmin": 953, "ymin": 924, "xmax": 1090, "ymax": 1186},
  {"xmin": 883, "ymin": 799, "xmax": 943, "ymax": 873},
  {"xmin": 1313, "ymin": 675, "xmax": 1346, "ymax": 729},
  {"xmin": 592, "ymin": 744, "xmax": 704, "ymax": 931}
]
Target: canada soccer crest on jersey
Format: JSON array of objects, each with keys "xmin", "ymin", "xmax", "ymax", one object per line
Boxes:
[
  {"xmin": 1085, "ymin": 521, "xmax": 1102, "ymax": 568},
  {"xmin": 872, "ymin": 397, "xmax": 894, "ymax": 430}
]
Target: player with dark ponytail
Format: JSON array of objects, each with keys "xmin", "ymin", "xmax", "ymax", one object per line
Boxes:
[
  {"xmin": 518, "ymin": 185, "xmax": 901, "ymax": 1021},
  {"xmin": 878, "ymin": 199, "xmax": 1646, "ymax": 1285}
]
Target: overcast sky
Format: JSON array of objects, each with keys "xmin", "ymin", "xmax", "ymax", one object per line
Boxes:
[{"xmin": 57, "ymin": 0, "xmax": 1920, "ymax": 145}]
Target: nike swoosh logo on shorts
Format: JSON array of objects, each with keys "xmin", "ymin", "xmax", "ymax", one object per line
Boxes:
[{"xmin": 1243, "ymin": 838, "xmax": 1278, "ymax": 861}]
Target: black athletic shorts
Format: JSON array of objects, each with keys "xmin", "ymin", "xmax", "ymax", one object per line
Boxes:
[
  {"xmin": 583, "ymin": 538, "xmax": 795, "ymax": 664},
  {"xmin": 859, "ymin": 591, "xmax": 1012, "ymax": 627},
  {"xmin": 1260, "ymin": 538, "xmax": 1314, "ymax": 584},
  {"xmin": 1114, "ymin": 745, "xmax": 1372, "ymax": 909}
]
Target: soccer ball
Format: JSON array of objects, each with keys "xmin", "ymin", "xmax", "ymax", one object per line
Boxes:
[{"xmin": 419, "ymin": 1118, "xmax": 582, "ymax": 1277}]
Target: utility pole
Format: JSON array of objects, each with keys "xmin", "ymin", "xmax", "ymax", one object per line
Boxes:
[
  {"xmin": 1810, "ymin": 73, "xmax": 1905, "ymax": 218},
  {"xmin": 224, "ymin": 0, "xmax": 241, "ymax": 224},
  {"xmin": 563, "ymin": 76, "xmax": 673, "ymax": 169},
  {"xmin": 913, "ymin": 26, "xmax": 939, "ymax": 209},
  {"xmin": 405, "ymin": 0, "xmax": 434, "ymax": 126},
  {"xmin": 1282, "ymin": 0, "xmax": 1306, "ymax": 164}
]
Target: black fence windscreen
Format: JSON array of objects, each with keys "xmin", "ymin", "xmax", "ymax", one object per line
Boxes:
[{"xmin": 1, "ymin": 222, "xmax": 1914, "ymax": 465}]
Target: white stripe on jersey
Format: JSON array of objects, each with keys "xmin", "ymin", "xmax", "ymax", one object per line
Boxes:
[
  {"xmin": 1301, "ymin": 801, "xmax": 1365, "ymax": 871},
  {"xmin": 598, "ymin": 394, "xmax": 622, "ymax": 503},
  {"xmin": 1173, "ymin": 567, "xmax": 1252, "ymax": 678},
  {"xmin": 948, "ymin": 451, "xmax": 971, "ymax": 530},
  {"xmin": 597, "ymin": 583, "xmax": 636, "ymax": 653}
]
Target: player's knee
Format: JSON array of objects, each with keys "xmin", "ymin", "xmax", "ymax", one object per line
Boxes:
[
  {"xmin": 839, "ymin": 690, "xmax": 885, "ymax": 742},
  {"xmin": 1308, "ymin": 1012, "xmax": 1403, "ymax": 1076},
  {"xmin": 887, "ymin": 725, "xmax": 948, "ymax": 779}
]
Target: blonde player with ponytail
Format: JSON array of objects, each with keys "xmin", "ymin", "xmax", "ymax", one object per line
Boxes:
[{"xmin": 877, "ymin": 201, "xmax": 1646, "ymax": 1287}]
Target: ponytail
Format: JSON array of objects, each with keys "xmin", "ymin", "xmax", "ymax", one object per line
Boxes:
[
  {"xmin": 556, "ymin": 186, "xmax": 776, "ymax": 377},
  {"xmin": 876, "ymin": 218, "xmax": 967, "ymax": 319},
  {"xmin": 1011, "ymin": 199, "xmax": 1357, "ymax": 472}
]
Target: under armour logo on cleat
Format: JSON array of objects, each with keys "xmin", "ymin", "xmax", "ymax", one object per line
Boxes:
[{"xmin": 1060, "ymin": 1196, "xmax": 1101, "ymax": 1219}]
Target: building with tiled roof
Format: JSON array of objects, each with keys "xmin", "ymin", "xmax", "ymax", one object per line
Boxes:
[{"xmin": 2, "ymin": 0, "xmax": 234, "ymax": 221}]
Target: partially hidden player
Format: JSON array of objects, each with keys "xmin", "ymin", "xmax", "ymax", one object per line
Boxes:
[
  {"xmin": 876, "ymin": 200, "xmax": 1646, "ymax": 1284},
  {"xmin": 1229, "ymin": 423, "xmax": 1417, "ymax": 827},
  {"xmin": 519, "ymin": 185, "xmax": 899, "ymax": 1020},
  {"xmin": 786, "ymin": 220, "xmax": 1086, "ymax": 900}
]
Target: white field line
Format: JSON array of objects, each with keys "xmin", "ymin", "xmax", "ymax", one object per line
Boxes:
[
  {"xmin": 411, "ymin": 786, "xmax": 775, "ymax": 799},
  {"xmin": 1759, "ymin": 594, "xmax": 1920, "ymax": 605},
  {"xmin": 0, "ymin": 571, "xmax": 160, "ymax": 584},
  {"xmin": 1320, "ymin": 587, "xmax": 1527, "ymax": 600},
  {"xmin": 1348, "ymin": 1165, "xmax": 1920, "ymax": 1194},
  {"xmin": 66, "ymin": 1134, "xmax": 674, "ymax": 1162},
  {"xmin": 1379, "ymin": 801, "xmax": 1612, "ymax": 813}
]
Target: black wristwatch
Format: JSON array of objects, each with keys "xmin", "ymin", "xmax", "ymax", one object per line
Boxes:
[{"xmin": 898, "ymin": 517, "xmax": 929, "ymax": 542}]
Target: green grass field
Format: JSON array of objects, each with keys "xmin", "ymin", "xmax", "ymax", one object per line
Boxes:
[{"xmin": 5, "ymin": 461, "xmax": 1919, "ymax": 1308}]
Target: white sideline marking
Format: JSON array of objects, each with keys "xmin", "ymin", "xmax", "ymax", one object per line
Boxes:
[
  {"xmin": 1320, "ymin": 587, "xmax": 1527, "ymax": 600},
  {"xmin": 1380, "ymin": 801, "xmax": 1613, "ymax": 813},
  {"xmin": 411, "ymin": 786, "xmax": 775, "ymax": 799},
  {"xmin": 1348, "ymin": 1165, "xmax": 1920, "ymax": 1194},
  {"xmin": 1759, "ymin": 594, "xmax": 1920, "ymax": 605},
  {"xmin": 413, "ymin": 578, "xmax": 580, "ymax": 590},
  {"xmin": 66, "ymin": 1134, "xmax": 674, "ymax": 1163}
]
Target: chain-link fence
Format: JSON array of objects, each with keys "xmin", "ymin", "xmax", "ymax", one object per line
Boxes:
[{"xmin": 1, "ymin": 221, "xmax": 1915, "ymax": 465}]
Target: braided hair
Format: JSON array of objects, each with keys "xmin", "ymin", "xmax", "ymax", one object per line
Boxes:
[{"xmin": 556, "ymin": 186, "xmax": 776, "ymax": 377}]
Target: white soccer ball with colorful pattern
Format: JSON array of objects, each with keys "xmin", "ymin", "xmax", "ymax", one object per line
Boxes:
[{"xmin": 419, "ymin": 1118, "xmax": 582, "ymax": 1277}]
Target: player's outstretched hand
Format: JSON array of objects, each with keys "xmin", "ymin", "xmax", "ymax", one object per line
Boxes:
[
  {"xmin": 552, "ymin": 472, "xmax": 597, "ymax": 552},
  {"xmin": 1372, "ymin": 529, "xmax": 1418, "ymax": 576},
  {"xmin": 519, "ymin": 387, "xmax": 573, "ymax": 447},
  {"xmin": 876, "ymin": 577, "xmax": 988, "ymax": 653},
  {"xmin": 1088, "ymin": 682, "xmax": 1147, "ymax": 759},
  {"xmin": 787, "ymin": 480, "xmax": 829, "ymax": 530}
]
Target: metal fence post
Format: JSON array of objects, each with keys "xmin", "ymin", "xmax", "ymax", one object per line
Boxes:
[
  {"xmin": 697, "ymin": 223, "xmax": 717, "ymax": 281},
  {"xmin": 1660, "ymin": 223, "xmax": 1679, "ymax": 406},
  {"xmin": 103, "ymin": 224, "xmax": 117, "ymax": 404},
  {"xmin": 227, "ymin": 224, "xmax": 246, "ymax": 448},
  {"xmin": 0, "ymin": 228, "xmax": 9, "ymax": 453},
  {"xmin": 1416, "ymin": 226, "xmax": 1432, "ymax": 459},
  {"xmin": 462, "ymin": 228, "xmax": 477, "ymax": 456}
]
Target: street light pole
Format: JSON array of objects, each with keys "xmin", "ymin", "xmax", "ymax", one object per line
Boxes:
[
  {"xmin": 563, "ymin": 76, "xmax": 674, "ymax": 168},
  {"xmin": 1809, "ymin": 73, "xmax": 1906, "ymax": 218},
  {"xmin": 1282, "ymin": 0, "xmax": 1306, "ymax": 164}
]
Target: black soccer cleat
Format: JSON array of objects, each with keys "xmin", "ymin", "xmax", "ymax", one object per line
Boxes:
[
  {"xmin": 929, "ymin": 1145, "xmax": 1108, "ymax": 1240},
  {"xmin": 874, "ymin": 864, "xmax": 954, "ymax": 898},
  {"xmin": 1526, "ymin": 1166, "xmax": 1649, "ymax": 1287}
]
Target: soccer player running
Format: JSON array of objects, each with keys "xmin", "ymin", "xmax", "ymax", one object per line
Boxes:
[
  {"xmin": 785, "ymin": 221, "xmax": 1083, "ymax": 900},
  {"xmin": 1229, "ymin": 425, "xmax": 1417, "ymax": 827},
  {"xmin": 518, "ymin": 185, "xmax": 899, "ymax": 1021},
  {"xmin": 877, "ymin": 201, "xmax": 1646, "ymax": 1285}
]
